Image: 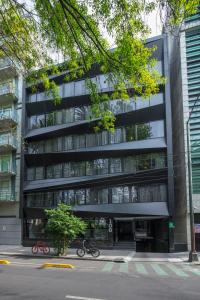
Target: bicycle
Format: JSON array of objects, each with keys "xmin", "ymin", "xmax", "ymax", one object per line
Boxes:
[
  {"xmin": 31, "ymin": 241, "xmax": 50, "ymax": 255},
  {"xmin": 76, "ymin": 239, "xmax": 100, "ymax": 258}
]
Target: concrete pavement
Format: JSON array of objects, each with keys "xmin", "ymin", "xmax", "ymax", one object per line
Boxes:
[{"xmin": 0, "ymin": 245, "xmax": 192, "ymax": 262}]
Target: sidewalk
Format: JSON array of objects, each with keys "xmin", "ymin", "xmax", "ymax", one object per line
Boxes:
[{"xmin": 0, "ymin": 245, "xmax": 191, "ymax": 262}]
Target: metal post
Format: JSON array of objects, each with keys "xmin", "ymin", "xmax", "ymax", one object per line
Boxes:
[{"xmin": 186, "ymin": 95, "xmax": 200, "ymax": 262}]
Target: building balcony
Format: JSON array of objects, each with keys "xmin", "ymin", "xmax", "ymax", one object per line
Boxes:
[
  {"xmin": 0, "ymin": 191, "xmax": 16, "ymax": 202},
  {"xmin": 0, "ymin": 81, "xmax": 18, "ymax": 103},
  {"xmin": 0, "ymin": 165, "xmax": 16, "ymax": 177},
  {"xmin": 0, "ymin": 135, "xmax": 17, "ymax": 153},
  {"xmin": 0, "ymin": 110, "xmax": 17, "ymax": 130},
  {"xmin": 0, "ymin": 58, "xmax": 17, "ymax": 80}
]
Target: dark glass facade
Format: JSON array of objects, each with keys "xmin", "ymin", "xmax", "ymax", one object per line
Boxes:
[{"xmin": 22, "ymin": 35, "xmax": 175, "ymax": 252}]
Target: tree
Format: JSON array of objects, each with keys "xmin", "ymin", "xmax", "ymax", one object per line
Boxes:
[
  {"xmin": 0, "ymin": 0, "xmax": 198, "ymax": 130},
  {"xmin": 45, "ymin": 204, "xmax": 86, "ymax": 255}
]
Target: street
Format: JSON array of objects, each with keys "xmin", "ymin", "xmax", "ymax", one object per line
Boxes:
[{"xmin": 0, "ymin": 256, "xmax": 200, "ymax": 300}]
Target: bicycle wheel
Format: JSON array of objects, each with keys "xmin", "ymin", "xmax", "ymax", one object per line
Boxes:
[
  {"xmin": 76, "ymin": 248, "xmax": 85, "ymax": 257},
  {"xmin": 43, "ymin": 247, "xmax": 50, "ymax": 255},
  {"xmin": 32, "ymin": 246, "xmax": 38, "ymax": 254},
  {"xmin": 91, "ymin": 248, "xmax": 100, "ymax": 258}
]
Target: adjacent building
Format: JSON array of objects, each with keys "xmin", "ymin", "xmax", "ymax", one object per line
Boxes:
[
  {"xmin": 169, "ymin": 6, "xmax": 200, "ymax": 251},
  {"xmin": 0, "ymin": 57, "xmax": 22, "ymax": 244},
  {"xmin": 21, "ymin": 34, "xmax": 177, "ymax": 252}
]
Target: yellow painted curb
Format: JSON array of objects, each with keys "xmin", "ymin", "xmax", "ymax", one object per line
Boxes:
[
  {"xmin": 41, "ymin": 263, "xmax": 74, "ymax": 269},
  {"xmin": 0, "ymin": 260, "xmax": 11, "ymax": 265}
]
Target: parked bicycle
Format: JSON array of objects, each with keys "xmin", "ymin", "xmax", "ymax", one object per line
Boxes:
[
  {"xmin": 76, "ymin": 239, "xmax": 100, "ymax": 258},
  {"xmin": 32, "ymin": 241, "xmax": 50, "ymax": 255}
]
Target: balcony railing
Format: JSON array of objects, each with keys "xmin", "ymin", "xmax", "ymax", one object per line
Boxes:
[
  {"xmin": 0, "ymin": 81, "xmax": 18, "ymax": 100},
  {"xmin": 0, "ymin": 164, "xmax": 16, "ymax": 175},
  {"xmin": 0, "ymin": 110, "xmax": 17, "ymax": 123},
  {"xmin": 0, "ymin": 191, "xmax": 15, "ymax": 201},
  {"xmin": 0, "ymin": 135, "xmax": 17, "ymax": 150},
  {"xmin": 0, "ymin": 58, "xmax": 17, "ymax": 80}
]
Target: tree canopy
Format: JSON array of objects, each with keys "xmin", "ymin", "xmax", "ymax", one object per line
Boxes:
[
  {"xmin": 45, "ymin": 204, "xmax": 86, "ymax": 255},
  {"xmin": 0, "ymin": 0, "xmax": 198, "ymax": 130}
]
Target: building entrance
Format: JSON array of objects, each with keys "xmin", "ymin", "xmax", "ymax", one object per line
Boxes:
[{"xmin": 117, "ymin": 221, "xmax": 133, "ymax": 241}]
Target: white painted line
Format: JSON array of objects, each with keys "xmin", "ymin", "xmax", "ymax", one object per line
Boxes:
[{"xmin": 65, "ymin": 296, "xmax": 105, "ymax": 300}]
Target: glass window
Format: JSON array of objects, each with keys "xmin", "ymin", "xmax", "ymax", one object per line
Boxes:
[
  {"xmin": 94, "ymin": 159, "xmax": 108, "ymax": 175},
  {"xmin": 63, "ymin": 163, "xmax": 71, "ymax": 177},
  {"xmin": 46, "ymin": 112, "xmax": 55, "ymax": 127},
  {"xmin": 35, "ymin": 167, "xmax": 44, "ymax": 180},
  {"xmin": 46, "ymin": 165, "xmax": 54, "ymax": 179},
  {"xmin": 150, "ymin": 93, "xmax": 164, "ymax": 106},
  {"xmin": 54, "ymin": 164, "xmax": 62, "ymax": 178},
  {"xmin": 75, "ymin": 80, "xmax": 85, "ymax": 96},
  {"xmin": 64, "ymin": 136, "xmax": 73, "ymax": 150},
  {"xmin": 124, "ymin": 156, "xmax": 136, "ymax": 173},
  {"xmin": 45, "ymin": 192, "xmax": 54, "ymax": 207},
  {"xmin": 109, "ymin": 128, "xmax": 123, "ymax": 144},
  {"xmin": 74, "ymin": 107, "xmax": 85, "ymax": 121},
  {"xmin": 35, "ymin": 193, "xmax": 44, "ymax": 207},
  {"xmin": 54, "ymin": 191, "xmax": 62, "ymax": 206},
  {"xmin": 159, "ymin": 184, "xmax": 167, "ymax": 202},
  {"xmin": 150, "ymin": 120, "xmax": 164, "ymax": 138},
  {"xmin": 98, "ymin": 189, "xmax": 109, "ymax": 204},
  {"xmin": 131, "ymin": 186, "xmax": 137, "ymax": 202},
  {"xmin": 137, "ymin": 154, "xmax": 151, "ymax": 171},
  {"xmin": 29, "ymin": 115, "xmax": 37, "ymax": 129},
  {"xmin": 110, "ymin": 100, "xmax": 123, "ymax": 114},
  {"xmin": 112, "ymin": 187, "xmax": 123, "ymax": 203},
  {"xmin": 71, "ymin": 161, "xmax": 85, "ymax": 177},
  {"xmin": 86, "ymin": 133, "xmax": 96, "ymax": 147},
  {"xmin": 123, "ymin": 187, "xmax": 130, "ymax": 203},
  {"xmin": 0, "ymin": 155, "xmax": 11, "ymax": 172},
  {"xmin": 53, "ymin": 137, "xmax": 63, "ymax": 152},
  {"xmin": 136, "ymin": 97, "xmax": 150, "ymax": 110},
  {"xmin": 26, "ymin": 194, "xmax": 35, "ymax": 207},
  {"xmin": 151, "ymin": 153, "xmax": 166, "ymax": 169},
  {"xmin": 28, "ymin": 93, "xmax": 37, "ymax": 103},
  {"xmin": 101, "ymin": 131, "xmax": 109, "ymax": 145},
  {"xmin": 110, "ymin": 158, "xmax": 122, "ymax": 173},
  {"xmin": 86, "ymin": 161, "xmax": 93, "ymax": 176},
  {"xmin": 64, "ymin": 108, "xmax": 74, "ymax": 123},
  {"xmin": 45, "ymin": 139, "xmax": 53, "ymax": 152},
  {"xmin": 86, "ymin": 189, "xmax": 98, "ymax": 204},
  {"xmin": 123, "ymin": 99, "xmax": 136, "ymax": 112},
  {"xmin": 137, "ymin": 123, "xmax": 151, "ymax": 140},
  {"xmin": 74, "ymin": 135, "xmax": 85, "ymax": 149},
  {"xmin": 36, "ymin": 114, "xmax": 45, "ymax": 128},
  {"xmin": 138, "ymin": 186, "xmax": 149, "ymax": 202},
  {"xmin": 68, "ymin": 190, "xmax": 75, "ymax": 205},
  {"xmin": 55, "ymin": 110, "xmax": 63, "ymax": 125},
  {"xmin": 63, "ymin": 82, "xmax": 75, "ymax": 97},
  {"xmin": 126, "ymin": 125, "xmax": 136, "ymax": 142},
  {"xmin": 75, "ymin": 189, "xmax": 85, "ymax": 205},
  {"xmin": 63, "ymin": 190, "xmax": 70, "ymax": 205},
  {"xmin": 27, "ymin": 168, "xmax": 35, "ymax": 181}
]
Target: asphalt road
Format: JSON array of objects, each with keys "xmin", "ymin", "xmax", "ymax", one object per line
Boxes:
[{"xmin": 0, "ymin": 256, "xmax": 200, "ymax": 300}]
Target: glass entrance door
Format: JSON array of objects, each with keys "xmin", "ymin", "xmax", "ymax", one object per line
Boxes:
[{"xmin": 117, "ymin": 221, "xmax": 133, "ymax": 241}]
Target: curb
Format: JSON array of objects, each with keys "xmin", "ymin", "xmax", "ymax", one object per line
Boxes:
[{"xmin": 0, "ymin": 252, "xmax": 123, "ymax": 262}]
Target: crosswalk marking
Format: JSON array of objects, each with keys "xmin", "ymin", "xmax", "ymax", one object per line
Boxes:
[
  {"xmin": 151, "ymin": 264, "xmax": 168, "ymax": 276},
  {"xmin": 100, "ymin": 262, "xmax": 200, "ymax": 278},
  {"xmin": 166, "ymin": 264, "xmax": 189, "ymax": 277},
  {"xmin": 182, "ymin": 266, "xmax": 200, "ymax": 276},
  {"xmin": 119, "ymin": 262, "xmax": 128, "ymax": 273},
  {"xmin": 135, "ymin": 263, "xmax": 148, "ymax": 275},
  {"xmin": 102, "ymin": 262, "xmax": 114, "ymax": 272}
]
